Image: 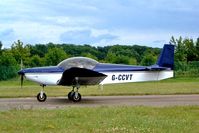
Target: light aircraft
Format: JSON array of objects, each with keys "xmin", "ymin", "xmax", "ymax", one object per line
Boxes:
[{"xmin": 18, "ymin": 44, "xmax": 174, "ymax": 102}]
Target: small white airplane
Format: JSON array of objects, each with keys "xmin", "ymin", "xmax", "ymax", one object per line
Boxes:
[{"xmin": 18, "ymin": 44, "xmax": 174, "ymax": 102}]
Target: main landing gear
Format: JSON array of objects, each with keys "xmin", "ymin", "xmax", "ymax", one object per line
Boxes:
[
  {"xmin": 68, "ymin": 86, "xmax": 82, "ymax": 102},
  {"xmin": 68, "ymin": 77, "xmax": 82, "ymax": 102},
  {"xmin": 37, "ymin": 84, "xmax": 47, "ymax": 102}
]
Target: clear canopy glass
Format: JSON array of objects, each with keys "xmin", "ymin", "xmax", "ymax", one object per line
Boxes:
[{"xmin": 57, "ymin": 57, "xmax": 98, "ymax": 70}]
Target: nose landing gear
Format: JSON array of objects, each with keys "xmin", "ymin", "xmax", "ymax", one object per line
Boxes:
[{"xmin": 37, "ymin": 85, "xmax": 47, "ymax": 102}]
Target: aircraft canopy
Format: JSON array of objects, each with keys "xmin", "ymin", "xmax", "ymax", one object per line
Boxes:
[{"xmin": 57, "ymin": 57, "xmax": 99, "ymax": 70}]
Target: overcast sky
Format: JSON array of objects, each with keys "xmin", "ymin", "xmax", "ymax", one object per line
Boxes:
[{"xmin": 0, "ymin": 0, "xmax": 199, "ymax": 48}]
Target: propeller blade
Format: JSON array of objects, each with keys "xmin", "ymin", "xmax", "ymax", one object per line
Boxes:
[{"xmin": 20, "ymin": 74, "xmax": 24, "ymax": 89}]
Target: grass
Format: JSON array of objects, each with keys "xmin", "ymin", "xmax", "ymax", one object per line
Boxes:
[
  {"xmin": 0, "ymin": 106, "xmax": 199, "ymax": 133},
  {"xmin": 0, "ymin": 77, "xmax": 199, "ymax": 98},
  {"xmin": 0, "ymin": 78, "xmax": 199, "ymax": 133}
]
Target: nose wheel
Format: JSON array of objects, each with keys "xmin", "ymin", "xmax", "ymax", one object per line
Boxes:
[
  {"xmin": 37, "ymin": 91, "xmax": 47, "ymax": 102},
  {"xmin": 37, "ymin": 84, "xmax": 47, "ymax": 102}
]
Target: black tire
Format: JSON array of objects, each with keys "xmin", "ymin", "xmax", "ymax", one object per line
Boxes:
[
  {"xmin": 37, "ymin": 92, "xmax": 47, "ymax": 102},
  {"xmin": 68, "ymin": 91, "xmax": 74, "ymax": 100},
  {"xmin": 72, "ymin": 92, "xmax": 81, "ymax": 102}
]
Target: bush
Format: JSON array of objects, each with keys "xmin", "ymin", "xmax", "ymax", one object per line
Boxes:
[
  {"xmin": 175, "ymin": 61, "xmax": 199, "ymax": 77},
  {"xmin": 0, "ymin": 51, "xmax": 19, "ymax": 80}
]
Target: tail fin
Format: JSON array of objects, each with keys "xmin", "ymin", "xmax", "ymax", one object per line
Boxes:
[{"xmin": 157, "ymin": 44, "xmax": 174, "ymax": 70}]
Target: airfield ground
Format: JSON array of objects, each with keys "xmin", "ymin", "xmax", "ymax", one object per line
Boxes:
[
  {"xmin": 0, "ymin": 77, "xmax": 199, "ymax": 132},
  {"xmin": 0, "ymin": 95, "xmax": 199, "ymax": 110}
]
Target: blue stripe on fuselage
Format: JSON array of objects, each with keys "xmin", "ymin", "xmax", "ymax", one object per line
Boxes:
[
  {"xmin": 93, "ymin": 63, "xmax": 148, "ymax": 72},
  {"xmin": 18, "ymin": 66, "xmax": 64, "ymax": 74},
  {"xmin": 18, "ymin": 63, "xmax": 169, "ymax": 75}
]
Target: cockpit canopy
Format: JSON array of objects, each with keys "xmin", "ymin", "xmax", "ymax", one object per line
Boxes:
[{"xmin": 57, "ymin": 57, "xmax": 99, "ymax": 70}]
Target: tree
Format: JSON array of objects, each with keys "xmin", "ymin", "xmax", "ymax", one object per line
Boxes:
[
  {"xmin": 11, "ymin": 40, "xmax": 30, "ymax": 66},
  {"xmin": 29, "ymin": 44, "xmax": 48, "ymax": 57},
  {"xmin": 81, "ymin": 53, "xmax": 98, "ymax": 60},
  {"xmin": 141, "ymin": 54, "xmax": 156, "ymax": 66},
  {"xmin": 132, "ymin": 45, "xmax": 148, "ymax": 64},
  {"xmin": 170, "ymin": 36, "xmax": 187, "ymax": 62},
  {"xmin": 196, "ymin": 38, "xmax": 199, "ymax": 60},
  {"xmin": 184, "ymin": 38, "xmax": 197, "ymax": 62},
  {"xmin": 129, "ymin": 58, "xmax": 137, "ymax": 65},
  {"xmin": 0, "ymin": 41, "xmax": 2, "ymax": 55},
  {"xmin": 105, "ymin": 51, "xmax": 129, "ymax": 64},
  {"xmin": 44, "ymin": 48, "xmax": 68, "ymax": 66},
  {"xmin": 29, "ymin": 55, "xmax": 44, "ymax": 67},
  {"xmin": 0, "ymin": 51, "xmax": 19, "ymax": 80}
]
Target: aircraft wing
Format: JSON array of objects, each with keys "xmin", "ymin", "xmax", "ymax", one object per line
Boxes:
[{"xmin": 57, "ymin": 67, "xmax": 107, "ymax": 86}]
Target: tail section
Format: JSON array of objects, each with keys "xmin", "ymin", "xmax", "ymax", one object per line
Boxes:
[{"xmin": 157, "ymin": 44, "xmax": 174, "ymax": 70}]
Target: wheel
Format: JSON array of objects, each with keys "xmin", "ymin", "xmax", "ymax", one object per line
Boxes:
[
  {"xmin": 68, "ymin": 91, "xmax": 74, "ymax": 100},
  {"xmin": 72, "ymin": 92, "xmax": 81, "ymax": 102},
  {"xmin": 37, "ymin": 92, "xmax": 47, "ymax": 102}
]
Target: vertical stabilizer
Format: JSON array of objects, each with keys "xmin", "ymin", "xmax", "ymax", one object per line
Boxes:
[{"xmin": 157, "ymin": 44, "xmax": 174, "ymax": 70}]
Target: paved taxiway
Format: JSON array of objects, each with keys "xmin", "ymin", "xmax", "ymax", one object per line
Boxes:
[{"xmin": 0, "ymin": 95, "xmax": 199, "ymax": 110}]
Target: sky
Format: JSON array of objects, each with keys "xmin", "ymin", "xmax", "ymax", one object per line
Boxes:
[{"xmin": 0, "ymin": 0, "xmax": 199, "ymax": 48}]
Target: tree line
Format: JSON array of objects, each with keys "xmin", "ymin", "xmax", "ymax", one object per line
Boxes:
[
  {"xmin": 170, "ymin": 36, "xmax": 199, "ymax": 77},
  {"xmin": 0, "ymin": 36, "xmax": 199, "ymax": 80}
]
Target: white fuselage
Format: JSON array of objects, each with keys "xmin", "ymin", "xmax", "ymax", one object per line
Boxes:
[
  {"xmin": 24, "ymin": 70, "xmax": 173, "ymax": 86},
  {"xmin": 25, "ymin": 73, "xmax": 63, "ymax": 85},
  {"xmin": 100, "ymin": 70, "xmax": 173, "ymax": 84}
]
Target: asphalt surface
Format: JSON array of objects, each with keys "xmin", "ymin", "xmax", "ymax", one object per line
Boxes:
[{"xmin": 0, "ymin": 95, "xmax": 199, "ymax": 110}]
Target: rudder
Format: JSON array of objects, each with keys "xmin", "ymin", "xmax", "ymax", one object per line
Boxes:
[{"xmin": 157, "ymin": 44, "xmax": 174, "ymax": 70}]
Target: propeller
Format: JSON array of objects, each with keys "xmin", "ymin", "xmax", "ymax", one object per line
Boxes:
[
  {"xmin": 20, "ymin": 73, "xmax": 24, "ymax": 89},
  {"xmin": 19, "ymin": 59, "xmax": 24, "ymax": 89}
]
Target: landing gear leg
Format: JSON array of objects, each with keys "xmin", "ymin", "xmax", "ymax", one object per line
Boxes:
[{"xmin": 37, "ymin": 84, "xmax": 47, "ymax": 102}]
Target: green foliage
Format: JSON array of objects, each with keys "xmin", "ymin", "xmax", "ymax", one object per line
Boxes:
[
  {"xmin": 170, "ymin": 36, "xmax": 199, "ymax": 62},
  {"xmin": 170, "ymin": 36, "xmax": 199, "ymax": 77},
  {"xmin": 175, "ymin": 61, "xmax": 199, "ymax": 77},
  {"xmin": 129, "ymin": 58, "xmax": 137, "ymax": 65},
  {"xmin": 141, "ymin": 54, "xmax": 156, "ymax": 66},
  {"xmin": 105, "ymin": 52, "xmax": 128, "ymax": 64},
  {"xmin": 140, "ymin": 49, "xmax": 157, "ymax": 66},
  {"xmin": 1, "ymin": 36, "xmax": 199, "ymax": 80},
  {"xmin": 0, "ymin": 41, "xmax": 2, "ymax": 54},
  {"xmin": 29, "ymin": 55, "xmax": 44, "ymax": 67},
  {"xmin": 11, "ymin": 40, "xmax": 30, "ymax": 66},
  {"xmin": 29, "ymin": 44, "xmax": 48, "ymax": 57},
  {"xmin": 105, "ymin": 45, "xmax": 140, "ymax": 64},
  {"xmin": 0, "ymin": 51, "xmax": 19, "ymax": 80},
  {"xmin": 44, "ymin": 47, "xmax": 68, "ymax": 66},
  {"xmin": 81, "ymin": 52, "xmax": 98, "ymax": 60}
]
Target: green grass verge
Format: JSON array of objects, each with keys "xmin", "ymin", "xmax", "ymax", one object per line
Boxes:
[
  {"xmin": 0, "ymin": 77, "xmax": 199, "ymax": 98},
  {"xmin": 0, "ymin": 106, "xmax": 199, "ymax": 133},
  {"xmin": 0, "ymin": 78, "xmax": 199, "ymax": 98}
]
